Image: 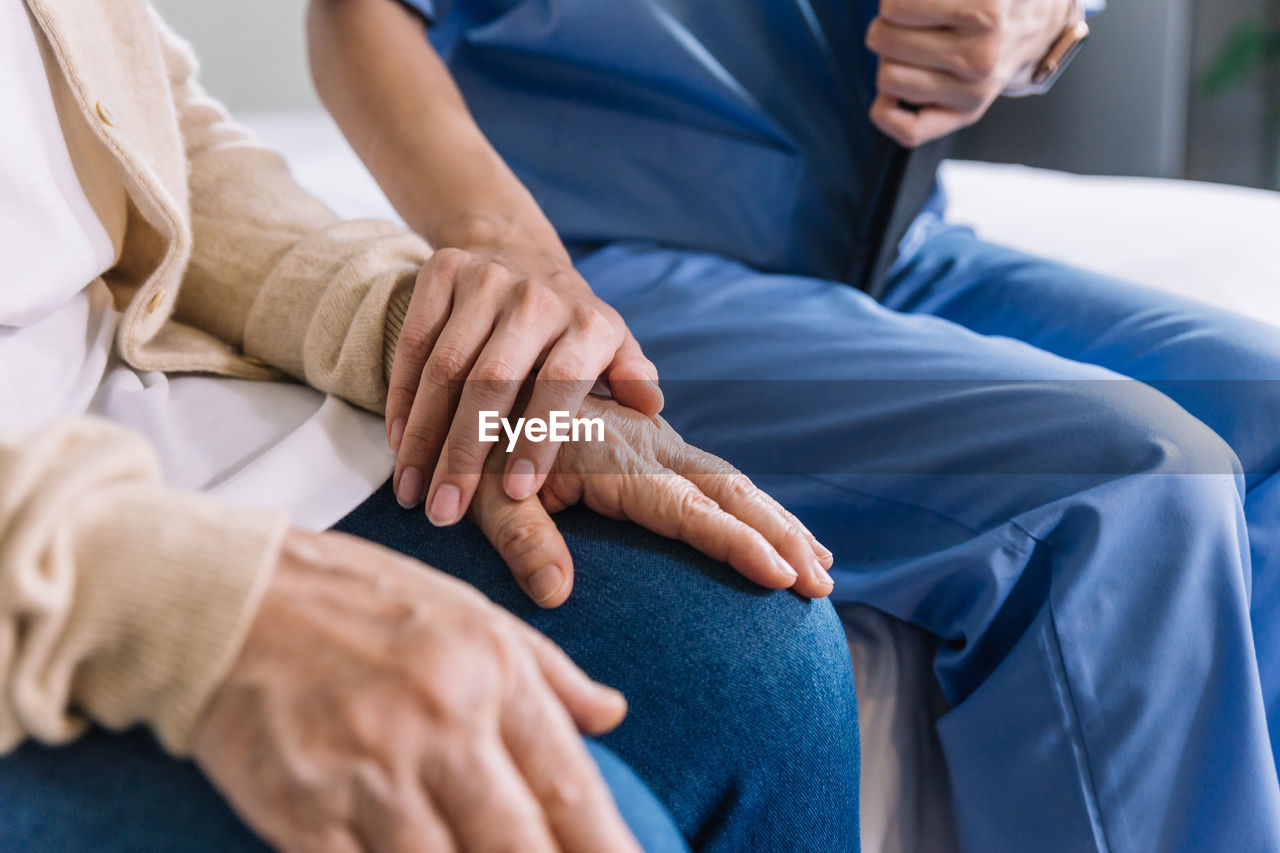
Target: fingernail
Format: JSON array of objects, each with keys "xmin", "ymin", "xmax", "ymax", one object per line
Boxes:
[
  {"xmin": 528, "ymin": 564, "xmax": 565, "ymax": 604},
  {"xmin": 603, "ymin": 686, "xmax": 628, "ymax": 712},
  {"xmin": 507, "ymin": 458, "xmax": 537, "ymax": 501},
  {"xmin": 389, "ymin": 418, "xmax": 406, "ymax": 453},
  {"xmin": 773, "ymin": 553, "xmax": 799, "ymax": 581},
  {"xmin": 396, "ymin": 467, "xmax": 424, "ymax": 508},
  {"xmin": 651, "ymin": 380, "xmax": 665, "ymax": 412},
  {"xmin": 813, "ymin": 541, "xmax": 833, "ymax": 563},
  {"xmin": 814, "ymin": 563, "xmax": 835, "ymax": 589},
  {"xmin": 427, "ymin": 484, "xmax": 461, "ymax": 526}
]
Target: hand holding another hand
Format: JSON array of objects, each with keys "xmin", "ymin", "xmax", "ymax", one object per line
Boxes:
[{"xmin": 389, "ymin": 239, "xmax": 663, "ymax": 526}]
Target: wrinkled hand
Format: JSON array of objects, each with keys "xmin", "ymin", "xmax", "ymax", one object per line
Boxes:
[
  {"xmin": 866, "ymin": 0, "xmax": 1074, "ymax": 147},
  {"xmin": 193, "ymin": 529, "xmax": 639, "ymax": 853},
  {"xmin": 388, "ymin": 241, "xmax": 663, "ymax": 528},
  {"xmin": 468, "ymin": 396, "xmax": 836, "ymax": 608}
]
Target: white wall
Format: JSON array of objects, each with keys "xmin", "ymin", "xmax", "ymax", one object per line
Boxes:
[{"xmin": 150, "ymin": 0, "xmax": 318, "ymax": 110}]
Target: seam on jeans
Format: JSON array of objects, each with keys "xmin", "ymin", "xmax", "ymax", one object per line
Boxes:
[{"xmin": 1042, "ymin": 605, "xmax": 1112, "ymax": 853}]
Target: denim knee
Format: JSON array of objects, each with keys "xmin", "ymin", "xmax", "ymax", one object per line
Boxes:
[
  {"xmin": 336, "ymin": 489, "xmax": 861, "ymax": 851},
  {"xmin": 545, "ymin": 509, "xmax": 861, "ymax": 852}
]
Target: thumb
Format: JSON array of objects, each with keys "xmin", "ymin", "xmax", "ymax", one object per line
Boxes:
[
  {"xmin": 471, "ymin": 474, "xmax": 576, "ymax": 607},
  {"xmin": 605, "ymin": 334, "xmax": 663, "ymax": 416}
]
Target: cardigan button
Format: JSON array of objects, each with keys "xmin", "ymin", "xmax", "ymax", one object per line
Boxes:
[
  {"xmin": 146, "ymin": 289, "xmax": 166, "ymax": 314},
  {"xmin": 95, "ymin": 101, "xmax": 115, "ymax": 127}
]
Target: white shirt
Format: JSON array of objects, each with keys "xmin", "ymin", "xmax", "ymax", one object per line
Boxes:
[{"xmin": 0, "ymin": 1, "xmax": 392, "ymax": 530}]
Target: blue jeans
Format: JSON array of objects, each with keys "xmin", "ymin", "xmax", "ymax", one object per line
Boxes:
[
  {"xmin": 569, "ymin": 224, "xmax": 1280, "ymax": 851},
  {"xmin": 0, "ymin": 730, "xmax": 679, "ymax": 852},
  {"xmin": 0, "ymin": 495, "xmax": 860, "ymax": 852},
  {"xmin": 334, "ymin": 492, "xmax": 860, "ymax": 852}
]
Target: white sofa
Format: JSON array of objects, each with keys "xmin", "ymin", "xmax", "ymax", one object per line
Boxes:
[{"xmin": 243, "ymin": 109, "xmax": 1280, "ymax": 853}]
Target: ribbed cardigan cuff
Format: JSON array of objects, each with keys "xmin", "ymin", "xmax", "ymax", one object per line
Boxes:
[
  {"xmin": 70, "ymin": 484, "xmax": 288, "ymax": 754},
  {"xmin": 382, "ymin": 275, "xmax": 414, "ymax": 385}
]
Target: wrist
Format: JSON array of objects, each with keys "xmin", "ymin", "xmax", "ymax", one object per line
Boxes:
[
  {"xmin": 1005, "ymin": 0, "xmax": 1086, "ymax": 96},
  {"xmin": 432, "ymin": 209, "xmax": 567, "ymax": 260}
]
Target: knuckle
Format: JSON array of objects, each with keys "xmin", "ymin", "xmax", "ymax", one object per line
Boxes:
[
  {"xmin": 385, "ymin": 384, "xmax": 418, "ymax": 416},
  {"xmin": 879, "ymin": 0, "xmax": 911, "ymax": 17},
  {"xmin": 471, "ymin": 358, "xmax": 522, "ymax": 387},
  {"xmin": 540, "ymin": 357, "xmax": 588, "ymax": 385},
  {"xmin": 431, "ymin": 246, "xmax": 469, "ymax": 267},
  {"xmin": 446, "ymin": 435, "xmax": 489, "ymax": 470},
  {"xmin": 775, "ymin": 522, "xmax": 811, "ymax": 554},
  {"xmin": 424, "ymin": 345, "xmax": 470, "ymax": 387},
  {"xmin": 964, "ymin": 41, "xmax": 1002, "ymax": 78},
  {"xmin": 674, "ymin": 483, "xmax": 718, "ymax": 520},
  {"xmin": 723, "ymin": 473, "xmax": 760, "ymax": 504},
  {"xmin": 955, "ymin": 85, "xmax": 987, "ymax": 111},
  {"xmin": 496, "ymin": 514, "xmax": 550, "ymax": 561},
  {"xmin": 569, "ymin": 304, "xmax": 610, "ymax": 336},
  {"xmin": 876, "ymin": 66, "xmax": 908, "ymax": 98},
  {"xmin": 864, "ymin": 19, "xmax": 884, "ymax": 52},
  {"xmin": 512, "ymin": 277, "xmax": 554, "ymax": 315},
  {"xmin": 395, "ymin": 316, "xmax": 436, "ymax": 360},
  {"xmin": 958, "ymin": 0, "xmax": 1003, "ymax": 32},
  {"xmin": 402, "ymin": 420, "xmax": 445, "ymax": 454},
  {"xmin": 540, "ymin": 762, "xmax": 591, "ymax": 810},
  {"xmin": 896, "ymin": 122, "xmax": 927, "ymax": 148},
  {"xmin": 476, "ymin": 262, "xmax": 513, "ymax": 292}
]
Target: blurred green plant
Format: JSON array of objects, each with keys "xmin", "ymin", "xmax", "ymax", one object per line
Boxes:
[{"xmin": 1199, "ymin": 19, "xmax": 1280, "ymax": 101}]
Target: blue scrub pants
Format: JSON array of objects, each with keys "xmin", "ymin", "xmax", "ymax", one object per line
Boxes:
[{"xmin": 574, "ymin": 224, "xmax": 1280, "ymax": 852}]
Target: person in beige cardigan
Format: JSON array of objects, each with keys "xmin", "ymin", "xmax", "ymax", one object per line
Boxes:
[{"xmin": 0, "ymin": 2, "xmax": 859, "ymax": 851}]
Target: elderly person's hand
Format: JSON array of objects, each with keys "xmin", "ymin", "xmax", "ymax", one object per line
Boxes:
[
  {"xmin": 468, "ymin": 395, "xmax": 836, "ymax": 607},
  {"xmin": 866, "ymin": 0, "xmax": 1079, "ymax": 147},
  {"xmin": 193, "ymin": 528, "xmax": 640, "ymax": 853}
]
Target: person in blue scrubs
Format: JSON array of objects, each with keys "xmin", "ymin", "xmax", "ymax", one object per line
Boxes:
[{"xmin": 309, "ymin": 0, "xmax": 1280, "ymax": 849}]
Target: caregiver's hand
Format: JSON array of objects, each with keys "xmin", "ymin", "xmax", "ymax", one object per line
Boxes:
[
  {"xmin": 866, "ymin": 0, "xmax": 1074, "ymax": 147},
  {"xmin": 469, "ymin": 396, "xmax": 836, "ymax": 608},
  {"xmin": 193, "ymin": 528, "xmax": 639, "ymax": 853},
  {"xmin": 389, "ymin": 239, "xmax": 663, "ymax": 526}
]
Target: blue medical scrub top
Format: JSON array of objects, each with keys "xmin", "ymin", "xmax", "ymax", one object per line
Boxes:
[{"xmin": 399, "ymin": 0, "xmax": 947, "ymax": 286}]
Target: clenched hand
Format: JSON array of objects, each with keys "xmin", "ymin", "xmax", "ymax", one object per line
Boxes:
[{"xmin": 867, "ymin": 0, "xmax": 1076, "ymax": 146}]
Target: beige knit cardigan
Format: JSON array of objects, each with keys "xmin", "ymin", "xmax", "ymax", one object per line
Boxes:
[{"xmin": 0, "ymin": 0, "xmax": 430, "ymax": 755}]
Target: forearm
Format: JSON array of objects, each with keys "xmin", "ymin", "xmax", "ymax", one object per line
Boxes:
[{"xmin": 308, "ymin": 0, "xmax": 564, "ymax": 255}]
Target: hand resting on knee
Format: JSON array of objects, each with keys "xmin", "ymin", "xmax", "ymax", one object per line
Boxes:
[
  {"xmin": 193, "ymin": 528, "xmax": 640, "ymax": 853},
  {"xmin": 465, "ymin": 395, "xmax": 836, "ymax": 607}
]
